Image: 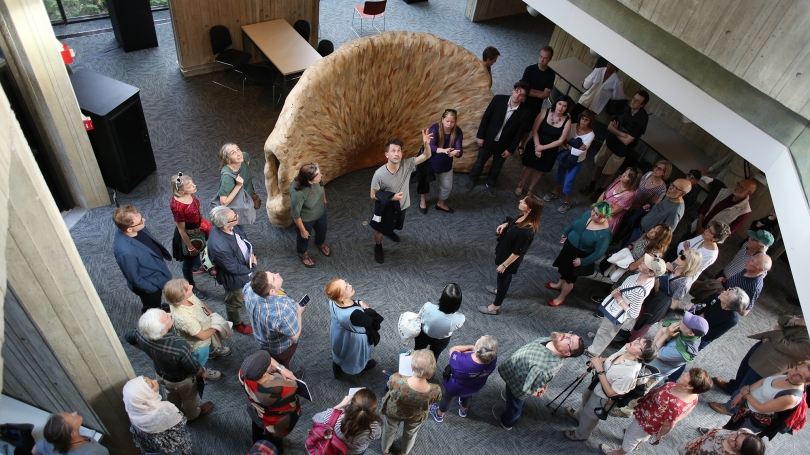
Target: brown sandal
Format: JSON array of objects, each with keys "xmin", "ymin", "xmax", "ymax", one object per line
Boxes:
[
  {"xmin": 299, "ymin": 253, "xmax": 315, "ymax": 268},
  {"xmin": 317, "ymin": 244, "xmax": 332, "ymax": 257}
]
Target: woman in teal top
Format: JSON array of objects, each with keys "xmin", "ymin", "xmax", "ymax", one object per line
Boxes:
[
  {"xmin": 289, "ymin": 163, "xmax": 330, "ymax": 268},
  {"xmin": 217, "ymin": 143, "xmax": 257, "ymax": 225},
  {"xmin": 548, "ymin": 201, "xmax": 612, "ymax": 306}
]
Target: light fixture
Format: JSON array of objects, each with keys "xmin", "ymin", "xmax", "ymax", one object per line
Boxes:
[
  {"xmin": 589, "ymin": 48, "xmax": 600, "ymax": 59},
  {"xmin": 527, "ymin": 6, "xmax": 540, "ymax": 17}
]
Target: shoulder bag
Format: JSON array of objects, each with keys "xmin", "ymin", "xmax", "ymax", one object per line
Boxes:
[
  {"xmin": 599, "ymin": 285, "xmax": 644, "ymax": 325},
  {"xmin": 211, "ymin": 169, "xmax": 256, "ymax": 225},
  {"xmin": 305, "ymin": 409, "xmax": 348, "ymax": 455}
]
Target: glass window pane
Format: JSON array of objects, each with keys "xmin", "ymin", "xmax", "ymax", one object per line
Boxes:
[
  {"xmin": 150, "ymin": 0, "xmax": 168, "ymax": 7},
  {"xmin": 43, "ymin": 0, "xmax": 64, "ymax": 22},
  {"xmin": 61, "ymin": 0, "xmax": 109, "ymax": 21}
]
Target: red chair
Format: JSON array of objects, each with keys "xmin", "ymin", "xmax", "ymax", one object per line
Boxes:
[{"xmin": 351, "ymin": 1, "xmax": 387, "ymax": 37}]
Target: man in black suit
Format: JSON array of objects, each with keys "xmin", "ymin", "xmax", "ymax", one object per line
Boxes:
[{"xmin": 466, "ymin": 81, "xmax": 532, "ymax": 197}]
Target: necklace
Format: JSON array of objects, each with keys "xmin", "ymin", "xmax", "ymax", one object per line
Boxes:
[
  {"xmin": 549, "ymin": 112, "xmax": 564, "ymax": 127},
  {"xmin": 786, "ymin": 376, "xmax": 801, "ymax": 386}
]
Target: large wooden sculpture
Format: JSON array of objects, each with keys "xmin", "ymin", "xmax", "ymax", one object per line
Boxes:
[{"xmin": 264, "ymin": 31, "xmax": 493, "ymax": 227}]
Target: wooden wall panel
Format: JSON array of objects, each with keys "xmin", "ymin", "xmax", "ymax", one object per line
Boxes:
[
  {"xmin": 617, "ymin": 0, "xmax": 810, "ymax": 119},
  {"xmin": 465, "ymin": 0, "xmax": 527, "ymax": 22},
  {"xmin": 168, "ymin": 0, "xmax": 320, "ymax": 76}
]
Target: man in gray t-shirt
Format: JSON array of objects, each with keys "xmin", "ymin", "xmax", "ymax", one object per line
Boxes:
[
  {"xmin": 370, "ymin": 132, "xmax": 433, "ymax": 263},
  {"xmin": 632, "ymin": 178, "xmax": 691, "ymax": 242}
]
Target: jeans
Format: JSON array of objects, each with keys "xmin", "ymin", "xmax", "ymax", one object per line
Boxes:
[
  {"xmin": 180, "ymin": 254, "xmax": 202, "ymax": 287},
  {"xmin": 725, "ymin": 342, "xmax": 763, "ymax": 412},
  {"xmin": 413, "ymin": 331, "xmax": 451, "ymax": 363},
  {"xmin": 555, "ymin": 160, "xmax": 584, "ymax": 195},
  {"xmin": 438, "ymin": 391, "xmax": 472, "ymax": 413},
  {"xmin": 469, "ymin": 143, "xmax": 508, "ymax": 186},
  {"xmin": 500, "ymin": 384, "xmax": 525, "ymax": 428},
  {"xmin": 493, "ymin": 272, "xmax": 514, "ymax": 307},
  {"xmin": 295, "ymin": 205, "xmax": 328, "ymax": 255}
]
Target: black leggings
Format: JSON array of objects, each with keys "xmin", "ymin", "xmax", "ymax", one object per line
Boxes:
[{"xmin": 413, "ymin": 331, "xmax": 451, "ymax": 363}]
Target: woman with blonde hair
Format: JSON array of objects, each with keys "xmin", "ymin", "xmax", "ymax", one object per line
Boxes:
[
  {"xmin": 217, "ymin": 142, "xmax": 257, "ymax": 225},
  {"xmin": 169, "ymin": 172, "xmax": 209, "ymax": 300},
  {"xmin": 478, "ymin": 195, "xmax": 543, "ymax": 315},
  {"xmin": 123, "ymin": 376, "xmax": 193, "ymax": 455},
  {"xmin": 164, "ymin": 278, "xmax": 232, "ymax": 380},
  {"xmin": 419, "ymin": 108, "xmax": 463, "ymax": 213},
  {"xmin": 325, "ymin": 279, "xmax": 381, "ymax": 378},
  {"xmin": 380, "ymin": 349, "xmax": 442, "ymax": 455},
  {"xmin": 311, "ymin": 389, "xmax": 383, "ymax": 454}
]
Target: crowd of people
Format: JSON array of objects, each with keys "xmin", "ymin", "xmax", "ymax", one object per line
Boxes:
[{"xmin": 37, "ymin": 45, "xmax": 806, "ymax": 455}]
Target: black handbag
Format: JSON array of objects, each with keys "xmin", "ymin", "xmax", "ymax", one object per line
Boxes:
[{"xmin": 572, "ymin": 220, "xmax": 595, "ymax": 276}]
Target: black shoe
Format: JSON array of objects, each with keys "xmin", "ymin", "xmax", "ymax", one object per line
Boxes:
[
  {"xmin": 579, "ymin": 182, "xmax": 596, "ymax": 195},
  {"xmin": 293, "ymin": 368, "xmax": 305, "ymax": 380},
  {"xmin": 420, "ymin": 206, "xmax": 428, "ymax": 214},
  {"xmin": 388, "ymin": 232, "xmax": 401, "ymax": 242},
  {"xmin": 588, "ymin": 189, "xmax": 603, "ymax": 202},
  {"xmin": 332, "ymin": 362, "xmax": 343, "ymax": 379},
  {"xmin": 362, "ymin": 359, "xmax": 377, "ymax": 372},
  {"xmin": 374, "ymin": 244, "xmax": 384, "ymax": 264},
  {"xmin": 487, "ymin": 184, "xmax": 497, "ymax": 198},
  {"xmin": 465, "ymin": 180, "xmax": 475, "ymax": 192},
  {"xmin": 591, "ymin": 295, "xmax": 606, "ymax": 304}
]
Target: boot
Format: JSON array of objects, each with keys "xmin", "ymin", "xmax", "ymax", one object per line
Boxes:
[
  {"xmin": 332, "ymin": 362, "xmax": 343, "ymax": 379},
  {"xmin": 579, "ymin": 180, "xmax": 596, "ymax": 195}
]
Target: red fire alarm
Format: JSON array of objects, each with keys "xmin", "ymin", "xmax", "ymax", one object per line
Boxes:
[
  {"xmin": 82, "ymin": 115, "xmax": 93, "ymax": 131},
  {"xmin": 60, "ymin": 43, "xmax": 74, "ymax": 64}
]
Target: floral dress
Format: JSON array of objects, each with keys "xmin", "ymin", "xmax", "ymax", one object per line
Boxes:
[
  {"xmin": 131, "ymin": 417, "xmax": 193, "ymax": 455},
  {"xmin": 634, "ymin": 382, "xmax": 697, "ymax": 436},
  {"xmin": 677, "ymin": 428, "xmax": 736, "ymax": 455}
]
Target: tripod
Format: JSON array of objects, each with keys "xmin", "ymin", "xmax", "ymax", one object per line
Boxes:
[{"xmin": 546, "ymin": 367, "xmax": 593, "ymax": 415}]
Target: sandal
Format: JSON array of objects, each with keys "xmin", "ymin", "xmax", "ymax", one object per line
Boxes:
[
  {"xmin": 317, "ymin": 244, "xmax": 332, "ymax": 256},
  {"xmin": 299, "ymin": 252, "xmax": 315, "ymax": 268},
  {"xmin": 515, "ymin": 185, "xmax": 524, "ymax": 196}
]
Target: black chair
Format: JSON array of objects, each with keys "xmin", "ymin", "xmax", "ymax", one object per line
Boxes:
[
  {"xmin": 242, "ymin": 63, "xmax": 278, "ymax": 98},
  {"xmin": 293, "ymin": 20, "xmax": 311, "ymax": 42},
  {"xmin": 209, "ymin": 25, "xmax": 251, "ymax": 91},
  {"xmin": 317, "ymin": 40, "xmax": 334, "ymax": 57}
]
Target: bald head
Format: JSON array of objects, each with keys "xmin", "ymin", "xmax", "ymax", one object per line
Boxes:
[
  {"xmin": 667, "ymin": 179, "xmax": 692, "ymax": 200},
  {"xmin": 733, "ymin": 179, "xmax": 757, "ymax": 199},
  {"xmin": 745, "ymin": 254, "xmax": 772, "ymax": 275}
]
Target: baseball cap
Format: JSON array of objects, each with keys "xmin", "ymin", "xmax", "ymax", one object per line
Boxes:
[
  {"xmin": 748, "ymin": 230, "xmax": 774, "ymax": 248},
  {"xmin": 643, "ymin": 254, "xmax": 666, "ymax": 277},
  {"xmin": 686, "ymin": 169, "xmax": 702, "ymax": 180},
  {"xmin": 683, "ymin": 312, "xmax": 709, "ymax": 337}
]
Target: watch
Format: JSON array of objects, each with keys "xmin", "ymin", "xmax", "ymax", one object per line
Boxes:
[{"xmin": 275, "ymin": 365, "xmax": 286, "ymax": 373}]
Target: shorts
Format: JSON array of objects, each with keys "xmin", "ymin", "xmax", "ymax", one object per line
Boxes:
[{"xmin": 594, "ymin": 142, "xmax": 626, "ymax": 176}]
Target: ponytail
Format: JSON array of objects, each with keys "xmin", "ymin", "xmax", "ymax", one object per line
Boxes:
[{"xmin": 339, "ymin": 389, "xmax": 382, "ymax": 442}]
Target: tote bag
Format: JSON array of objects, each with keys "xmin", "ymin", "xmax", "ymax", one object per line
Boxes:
[
  {"xmin": 211, "ymin": 169, "xmax": 256, "ymax": 225},
  {"xmin": 599, "ymin": 285, "xmax": 644, "ymax": 325}
]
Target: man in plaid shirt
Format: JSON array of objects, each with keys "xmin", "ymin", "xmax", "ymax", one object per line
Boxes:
[
  {"xmin": 244, "ymin": 270, "xmax": 306, "ymax": 369},
  {"xmin": 495, "ymin": 332, "xmax": 585, "ymax": 430},
  {"xmin": 125, "ymin": 309, "xmax": 213, "ymax": 419}
]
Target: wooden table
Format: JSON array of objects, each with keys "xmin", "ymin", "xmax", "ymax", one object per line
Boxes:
[
  {"xmin": 241, "ymin": 19, "xmax": 321, "ymax": 103},
  {"xmin": 549, "ymin": 57, "xmax": 592, "ymax": 96}
]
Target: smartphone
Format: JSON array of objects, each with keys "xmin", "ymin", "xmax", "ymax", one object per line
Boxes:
[{"xmin": 298, "ymin": 294, "xmax": 310, "ymax": 307}]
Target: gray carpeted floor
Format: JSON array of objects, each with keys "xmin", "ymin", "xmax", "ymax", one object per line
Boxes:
[{"xmin": 59, "ymin": 1, "xmax": 804, "ymax": 454}]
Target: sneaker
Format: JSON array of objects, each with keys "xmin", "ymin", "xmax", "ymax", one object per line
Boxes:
[
  {"xmin": 388, "ymin": 232, "xmax": 400, "ymax": 243},
  {"xmin": 543, "ymin": 192, "xmax": 558, "ymax": 202},
  {"xmin": 566, "ymin": 406, "xmax": 579, "ymax": 422},
  {"xmin": 487, "ymin": 184, "xmax": 497, "ymax": 198},
  {"xmin": 557, "ymin": 202, "xmax": 571, "ymax": 213},
  {"xmin": 587, "ymin": 331, "xmax": 596, "ymax": 339},
  {"xmin": 205, "ymin": 368, "xmax": 221, "ymax": 380},
  {"xmin": 492, "ymin": 405, "xmax": 512, "ymax": 431},
  {"xmin": 192, "ymin": 288, "xmax": 208, "ymax": 300},
  {"xmin": 698, "ymin": 427, "xmax": 710, "ymax": 435},
  {"xmin": 429, "ymin": 404, "xmax": 443, "ymax": 422},
  {"xmin": 374, "ymin": 244, "xmax": 384, "ymax": 264},
  {"xmin": 208, "ymin": 346, "xmax": 231, "ymax": 359},
  {"xmin": 485, "ymin": 285, "xmax": 497, "ymax": 295},
  {"xmin": 712, "ymin": 377, "xmax": 730, "ymax": 393},
  {"xmin": 458, "ymin": 398, "xmax": 468, "ymax": 418},
  {"xmin": 234, "ymin": 323, "xmax": 253, "ymax": 335},
  {"xmin": 198, "ymin": 401, "xmax": 214, "ymax": 417},
  {"xmin": 465, "ymin": 180, "xmax": 475, "ymax": 192}
]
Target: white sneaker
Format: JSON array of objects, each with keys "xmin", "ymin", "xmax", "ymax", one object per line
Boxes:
[
  {"xmin": 209, "ymin": 346, "xmax": 232, "ymax": 359},
  {"xmin": 205, "ymin": 368, "xmax": 221, "ymax": 380}
]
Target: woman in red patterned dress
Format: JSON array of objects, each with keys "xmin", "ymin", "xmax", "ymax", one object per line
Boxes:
[
  {"xmin": 600, "ymin": 368, "xmax": 712, "ymax": 455},
  {"xmin": 597, "ymin": 167, "xmax": 642, "ymax": 236},
  {"xmin": 170, "ymin": 173, "xmax": 209, "ymax": 300}
]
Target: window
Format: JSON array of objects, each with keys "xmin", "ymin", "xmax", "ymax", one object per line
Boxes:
[{"xmin": 45, "ymin": 0, "xmax": 168, "ymax": 25}]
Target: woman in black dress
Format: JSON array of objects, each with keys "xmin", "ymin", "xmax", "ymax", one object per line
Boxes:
[
  {"xmin": 516, "ymin": 95, "xmax": 573, "ymax": 197},
  {"xmin": 478, "ymin": 194, "xmax": 543, "ymax": 315}
]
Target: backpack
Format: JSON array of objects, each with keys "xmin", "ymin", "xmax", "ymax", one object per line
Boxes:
[
  {"xmin": 199, "ymin": 246, "xmax": 216, "ymax": 275},
  {"xmin": 305, "ymin": 409, "xmax": 348, "ymax": 455}
]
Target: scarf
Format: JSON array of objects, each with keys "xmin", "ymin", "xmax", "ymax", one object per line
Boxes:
[
  {"xmin": 123, "ymin": 377, "xmax": 184, "ymax": 433},
  {"xmin": 662, "ymin": 321, "xmax": 701, "ymax": 362}
]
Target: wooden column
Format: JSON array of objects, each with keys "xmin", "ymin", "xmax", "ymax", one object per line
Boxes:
[
  {"xmin": 465, "ymin": 0, "xmax": 528, "ymax": 22},
  {"xmin": 0, "ymin": 0, "xmax": 109, "ymax": 209},
  {"xmin": 0, "ymin": 83, "xmax": 137, "ymax": 453}
]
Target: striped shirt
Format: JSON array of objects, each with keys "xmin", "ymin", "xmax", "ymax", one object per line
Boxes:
[
  {"xmin": 616, "ymin": 273, "xmax": 655, "ymax": 319},
  {"xmin": 724, "ymin": 271, "xmax": 762, "ymax": 311},
  {"xmin": 312, "ymin": 408, "xmax": 382, "ymax": 455},
  {"xmin": 244, "ymin": 283, "xmax": 300, "ymax": 354},
  {"xmin": 124, "ymin": 329, "xmax": 201, "ymax": 382},
  {"xmin": 723, "ymin": 243, "xmax": 764, "ymax": 278},
  {"xmin": 633, "ymin": 172, "xmax": 667, "ymax": 207}
]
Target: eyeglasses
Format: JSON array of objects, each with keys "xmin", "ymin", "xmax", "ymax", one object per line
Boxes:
[
  {"xmin": 669, "ymin": 183, "xmax": 686, "ymax": 192},
  {"xmin": 563, "ymin": 331, "xmax": 575, "ymax": 353},
  {"xmin": 129, "ymin": 217, "xmax": 145, "ymax": 228},
  {"xmin": 676, "ymin": 250, "xmax": 687, "ymax": 261},
  {"xmin": 228, "ymin": 214, "xmax": 239, "ymax": 223}
]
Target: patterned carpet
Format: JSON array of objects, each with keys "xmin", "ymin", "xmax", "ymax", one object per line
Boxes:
[{"xmin": 60, "ymin": 1, "xmax": 803, "ymax": 454}]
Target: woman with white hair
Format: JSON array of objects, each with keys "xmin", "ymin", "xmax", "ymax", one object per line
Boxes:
[
  {"xmin": 380, "ymin": 349, "xmax": 442, "ymax": 455},
  {"xmin": 123, "ymin": 376, "xmax": 193, "ymax": 455},
  {"xmin": 164, "ymin": 278, "xmax": 232, "ymax": 381},
  {"xmin": 429, "ymin": 335, "xmax": 498, "ymax": 422},
  {"xmin": 169, "ymin": 172, "xmax": 209, "ymax": 300},
  {"xmin": 207, "ymin": 205, "xmax": 256, "ymax": 335}
]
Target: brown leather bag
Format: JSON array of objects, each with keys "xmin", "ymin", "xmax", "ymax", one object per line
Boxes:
[{"xmin": 251, "ymin": 192, "xmax": 261, "ymax": 209}]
